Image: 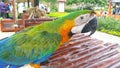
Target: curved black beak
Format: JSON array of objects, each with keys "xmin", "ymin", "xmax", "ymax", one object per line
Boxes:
[{"xmin": 81, "ymin": 17, "xmax": 98, "ymax": 36}]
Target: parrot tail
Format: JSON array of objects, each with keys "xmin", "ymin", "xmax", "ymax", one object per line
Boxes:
[{"xmin": 0, "ymin": 61, "xmax": 23, "ymax": 68}]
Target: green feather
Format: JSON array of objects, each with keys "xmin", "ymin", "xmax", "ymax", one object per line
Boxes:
[{"xmin": 8, "ymin": 31, "xmax": 61, "ymax": 60}]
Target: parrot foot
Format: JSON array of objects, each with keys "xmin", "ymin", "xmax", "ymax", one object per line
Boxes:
[{"xmin": 30, "ymin": 63, "xmax": 40, "ymax": 68}]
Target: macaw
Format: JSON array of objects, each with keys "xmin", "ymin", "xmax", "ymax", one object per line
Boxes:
[{"xmin": 0, "ymin": 10, "xmax": 97, "ymax": 68}]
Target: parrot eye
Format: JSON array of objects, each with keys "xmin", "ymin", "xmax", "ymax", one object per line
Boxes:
[{"xmin": 80, "ymin": 16, "xmax": 84, "ymax": 19}]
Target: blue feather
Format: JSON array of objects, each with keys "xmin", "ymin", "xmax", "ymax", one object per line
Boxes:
[
  {"xmin": 33, "ymin": 53, "xmax": 53, "ymax": 64},
  {"xmin": 0, "ymin": 37, "xmax": 10, "ymax": 45},
  {"xmin": 0, "ymin": 60, "xmax": 22, "ymax": 68}
]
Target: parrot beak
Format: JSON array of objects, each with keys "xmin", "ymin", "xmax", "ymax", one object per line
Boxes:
[
  {"xmin": 81, "ymin": 17, "xmax": 97, "ymax": 36},
  {"xmin": 71, "ymin": 12, "xmax": 97, "ymax": 36}
]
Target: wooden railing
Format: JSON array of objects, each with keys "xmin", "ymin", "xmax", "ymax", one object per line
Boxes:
[
  {"xmin": 0, "ymin": 14, "xmax": 55, "ymax": 32},
  {"xmin": 0, "ymin": 19, "xmax": 24, "ymax": 32},
  {"xmin": 24, "ymin": 18, "xmax": 55, "ymax": 27}
]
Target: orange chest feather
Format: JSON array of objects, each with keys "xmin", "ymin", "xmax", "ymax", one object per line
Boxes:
[{"xmin": 59, "ymin": 20, "xmax": 75, "ymax": 45}]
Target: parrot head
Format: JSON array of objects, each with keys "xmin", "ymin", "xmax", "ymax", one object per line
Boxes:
[{"xmin": 70, "ymin": 10, "xmax": 97, "ymax": 36}]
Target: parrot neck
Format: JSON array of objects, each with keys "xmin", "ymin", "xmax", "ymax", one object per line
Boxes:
[{"xmin": 59, "ymin": 20, "xmax": 75, "ymax": 45}]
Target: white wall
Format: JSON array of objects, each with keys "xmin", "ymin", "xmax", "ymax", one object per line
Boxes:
[
  {"xmin": 111, "ymin": 0, "xmax": 120, "ymax": 2},
  {"xmin": 58, "ymin": 2, "xmax": 65, "ymax": 12}
]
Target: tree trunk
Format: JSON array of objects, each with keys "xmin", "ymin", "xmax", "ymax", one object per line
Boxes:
[
  {"xmin": 34, "ymin": 0, "xmax": 39, "ymax": 7},
  {"xmin": 27, "ymin": 0, "xmax": 30, "ymax": 8}
]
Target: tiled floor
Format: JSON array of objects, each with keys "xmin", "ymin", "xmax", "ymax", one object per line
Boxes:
[
  {"xmin": 91, "ymin": 31, "xmax": 120, "ymax": 45},
  {"xmin": 0, "ymin": 31, "xmax": 14, "ymax": 40}
]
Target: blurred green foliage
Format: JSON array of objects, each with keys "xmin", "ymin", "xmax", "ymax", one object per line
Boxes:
[
  {"xmin": 97, "ymin": 17, "xmax": 120, "ymax": 37},
  {"xmin": 47, "ymin": 12, "xmax": 69, "ymax": 18}
]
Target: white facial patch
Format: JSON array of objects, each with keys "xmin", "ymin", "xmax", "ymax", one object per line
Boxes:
[
  {"xmin": 71, "ymin": 23, "xmax": 86, "ymax": 33},
  {"xmin": 74, "ymin": 14, "xmax": 95, "ymax": 26}
]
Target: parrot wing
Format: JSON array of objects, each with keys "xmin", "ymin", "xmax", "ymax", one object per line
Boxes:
[{"xmin": 0, "ymin": 31, "xmax": 61, "ymax": 65}]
